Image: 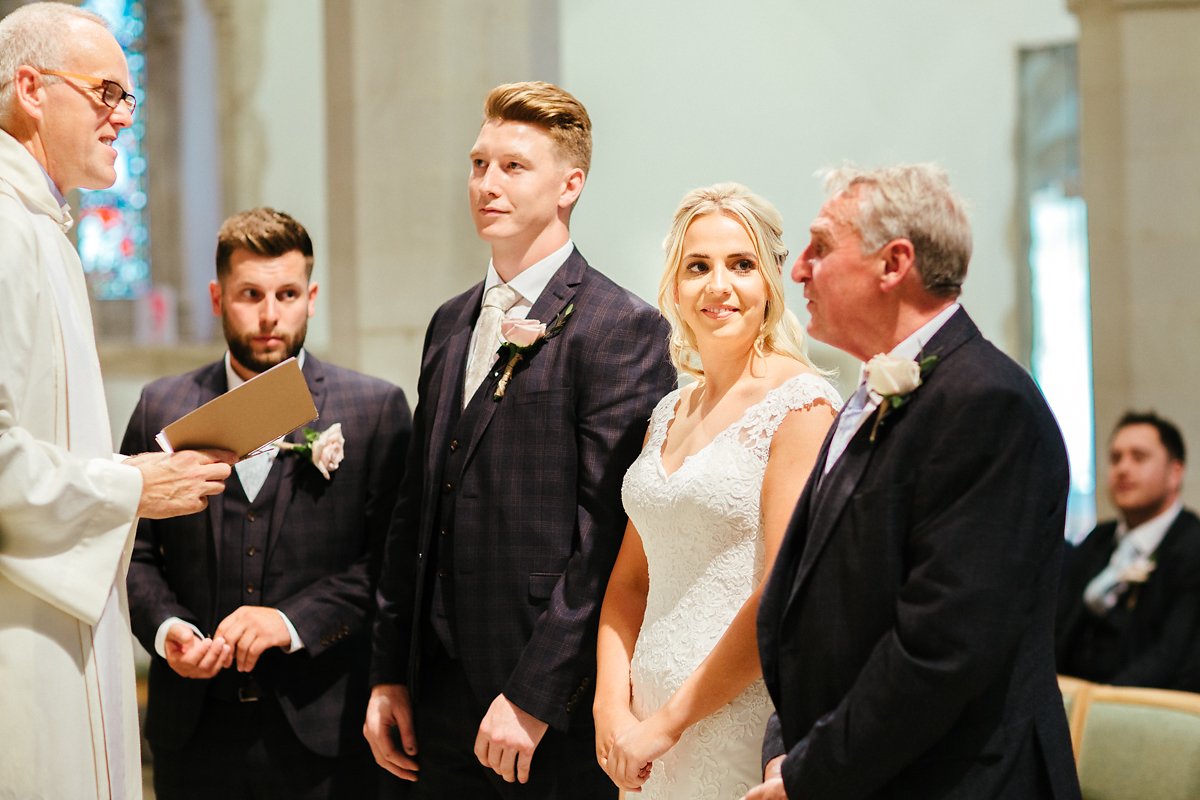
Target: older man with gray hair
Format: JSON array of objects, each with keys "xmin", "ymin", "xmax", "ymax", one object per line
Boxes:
[
  {"xmin": 747, "ymin": 164, "xmax": 1081, "ymax": 799},
  {"xmin": 0, "ymin": 4, "xmax": 233, "ymax": 797}
]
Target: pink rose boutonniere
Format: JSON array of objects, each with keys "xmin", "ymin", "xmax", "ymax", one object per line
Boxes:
[
  {"xmin": 493, "ymin": 304, "xmax": 574, "ymax": 401},
  {"xmin": 864, "ymin": 353, "xmax": 939, "ymax": 442},
  {"xmin": 276, "ymin": 422, "xmax": 345, "ymax": 479}
]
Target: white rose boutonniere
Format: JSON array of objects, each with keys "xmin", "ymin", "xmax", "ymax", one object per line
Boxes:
[
  {"xmin": 493, "ymin": 304, "xmax": 574, "ymax": 401},
  {"xmin": 864, "ymin": 353, "xmax": 940, "ymax": 442},
  {"xmin": 276, "ymin": 422, "xmax": 345, "ymax": 479},
  {"xmin": 1118, "ymin": 554, "xmax": 1156, "ymax": 585}
]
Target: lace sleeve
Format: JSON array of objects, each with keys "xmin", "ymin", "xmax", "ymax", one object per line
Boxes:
[
  {"xmin": 736, "ymin": 373, "xmax": 843, "ymax": 464},
  {"xmin": 644, "ymin": 387, "xmax": 684, "ymax": 452}
]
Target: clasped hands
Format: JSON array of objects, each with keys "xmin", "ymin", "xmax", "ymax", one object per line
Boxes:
[
  {"xmin": 164, "ymin": 606, "xmax": 291, "ymax": 679},
  {"xmin": 595, "ymin": 705, "xmax": 681, "ymax": 792}
]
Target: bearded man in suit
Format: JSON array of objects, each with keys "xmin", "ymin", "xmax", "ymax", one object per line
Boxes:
[
  {"xmin": 747, "ymin": 164, "xmax": 1081, "ymax": 799},
  {"xmin": 364, "ymin": 81, "xmax": 675, "ymax": 798},
  {"xmin": 123, "ymin": 208, "xmax": 411, "ymax": 798}
]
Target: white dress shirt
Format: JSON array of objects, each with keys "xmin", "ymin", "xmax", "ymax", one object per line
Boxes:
[
  {"xmin": 462, "ymin": 238, "xmax": 574, "ymax": 385},
  {"xmin": 824, "ymin": 303, "xmax": 961, "ymax": 474}
]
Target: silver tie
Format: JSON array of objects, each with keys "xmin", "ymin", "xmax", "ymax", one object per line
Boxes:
[
  {"xmin": 824, "ymin": 380, "xmax": 871, "ymax": 473},
  {"xmin": 463, "ymin": 283, "xmax": 520, "ymax": 406}
]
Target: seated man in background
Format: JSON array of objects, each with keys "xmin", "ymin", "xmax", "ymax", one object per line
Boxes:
[{"xmin": 1056, "ymin": 411, "xmax": 1200, "ymax": 688}]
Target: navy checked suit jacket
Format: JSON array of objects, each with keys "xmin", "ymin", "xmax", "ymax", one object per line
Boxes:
[
  {"xmin": 371, "ymin": 248, "xmax": 675, "ymax": 733},
  {"xmin": 757, "ymin": 308, "xmax": 1081, "ymax": 799},
  {"xmin": 123, "ymin": 354, "xmax": 411, "ymax": 758}
]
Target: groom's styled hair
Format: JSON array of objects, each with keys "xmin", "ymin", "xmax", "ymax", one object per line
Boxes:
[
  {"xmin": 821, "ymin": 163, "xmax": 972, "ymax": 299},
  {"xmin": 483, "ymin": 81, "xmax": 592, "ymax": 176}
]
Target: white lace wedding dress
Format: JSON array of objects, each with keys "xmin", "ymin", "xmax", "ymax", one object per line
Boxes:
[{"xmin": 621, "ymin": 372, "xmax": 842, "ymax": 799}]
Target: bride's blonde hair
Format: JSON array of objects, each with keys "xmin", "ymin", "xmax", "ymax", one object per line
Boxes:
[{"xmin": 657, "ymin": 182, "xmax": 814, "ymax": 380}]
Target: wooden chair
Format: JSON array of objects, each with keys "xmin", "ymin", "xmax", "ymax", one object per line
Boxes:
[{"xmin": 1057, "ymin": 676, "xmax": 1200, "ymax": 800}]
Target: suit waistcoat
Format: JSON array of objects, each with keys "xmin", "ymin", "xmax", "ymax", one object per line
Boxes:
[
  {"xmin": 429, "ymin": 389, "xmax": 486, "ymax": 659},
  {"xmin": 217, "ymin": 466, "xmax": 281, "ymax": 620}
]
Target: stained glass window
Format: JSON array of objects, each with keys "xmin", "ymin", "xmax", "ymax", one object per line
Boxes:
[{"xmin": 78, "ymin": 0, "xmax": 149, "ymax": 300}]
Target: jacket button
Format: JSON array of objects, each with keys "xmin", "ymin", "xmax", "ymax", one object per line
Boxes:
[
  {"xmin": 247, "ymin": 512, "xmax": 256, "ymax": 522},
  {"xmin": 246, "ymin": 546, "xmax": 257, "ymax": 557},
  {"xmin": 438, "ymin": 569, "xmax": 448, "ymax": 578},
  {"xmin": 245, "ymin": 583, "xmax": 255, "ymax": 594},
  {"xmin": 443, "ymin": 482, "xmax": 454, "ymax": 493},
  {"xmin": 449, "ymin": 439, "xmax": 459, "ymax": 452}
]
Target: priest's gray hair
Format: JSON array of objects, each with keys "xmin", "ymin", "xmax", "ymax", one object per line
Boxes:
[
  {"xmin": 821, "ymin": 163, "xmax": 972, "ymax": 298},
  {"xmin": 0, "ymin": 3, "xmax": 110, "ymax": 127}
]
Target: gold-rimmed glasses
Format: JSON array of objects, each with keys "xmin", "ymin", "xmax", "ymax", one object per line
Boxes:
[{"xmin": 37, "ymin": 68, "xmax": 137, "ymax": 113}]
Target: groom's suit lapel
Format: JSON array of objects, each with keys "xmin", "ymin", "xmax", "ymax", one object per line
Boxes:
[
  {"xmin": 427, "ymin": 283, "xmax": 481, "ymax": 485},
  {"xmin": 457, "ymin": 249, "xmax": 584, "ymax": 471},
  {"xmin": 783, "ymin": 308, "xmax": 979, "ymax": 616},
  {"xmin": 264, "ymin": 356, "xmax": 326, "ymax": 557}
]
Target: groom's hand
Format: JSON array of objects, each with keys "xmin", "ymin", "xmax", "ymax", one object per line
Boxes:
[
  {"xmin": 475, "ymin": 693, "xmax": 548, "ymax": 784},
  {"xmin": 741, "ymin": 755, "xmax": 788, "ymax": 799},
  {"xmin": 364, "ymin": 684, "xmax": 420, "ymax": 781}
]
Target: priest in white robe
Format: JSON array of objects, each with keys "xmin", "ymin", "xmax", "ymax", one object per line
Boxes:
[{"xmin": 0, "ymin": 5, "xmax": 233, "ymax": 798}]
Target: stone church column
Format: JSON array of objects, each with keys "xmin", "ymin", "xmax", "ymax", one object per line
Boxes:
[
  {"xmin": 323, "ymin": 0, "xmax": 560, "ymax": 395},
  {"xmin": 1070, "ymin": 0, "xmax": 1200, "ymax": 513}
]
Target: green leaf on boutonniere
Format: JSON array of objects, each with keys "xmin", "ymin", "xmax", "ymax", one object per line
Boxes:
[{"xmin": 493, "ymin": 304, "xmax": 575, "ymax": 401}]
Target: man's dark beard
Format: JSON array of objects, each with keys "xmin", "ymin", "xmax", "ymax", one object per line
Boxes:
[{"xmin": 224, "ymin": 316, "xmax": 306, "ymax": 375}]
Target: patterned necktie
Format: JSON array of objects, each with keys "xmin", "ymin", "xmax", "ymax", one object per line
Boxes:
[
  {"xmin": 463, "ymin": 283, "xmax": 520, "ymax": 406},
  {"xmin": 824, "ymin": 380, "xmax": 871, "ymax": 473},
  {"xmin": 1083, "ymin": 533, "xmax": 1147, "ymax": 615}
]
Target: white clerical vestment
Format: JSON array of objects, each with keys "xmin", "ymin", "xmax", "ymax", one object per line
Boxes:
[{"xmin": 0, "ymin": 129, "xmax": 144, "ymax": 799}]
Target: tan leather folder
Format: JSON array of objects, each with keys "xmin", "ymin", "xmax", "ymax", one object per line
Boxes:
[{"xmin": 155, "ymin": 357, "xmax": 318, "ymax": 460}]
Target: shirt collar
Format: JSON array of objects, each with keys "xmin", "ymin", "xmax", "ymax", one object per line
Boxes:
[
  {"xmin": 888, "ymin": 302, "xmax": 961, "ymax": 361},
  {"xmin": 855, "ymin": 303, "xmax": 960, "ymax": 385},
  {"xmin": 35, "ymin": 160, "xmax": 68, "ymax": 209},
  {"xmin": 1117, "ymin": 499, "xmax": 1184, "ymax": 555},
  {"xmin": 482, "ymin": 238, "xmax": 574, "ymax": 308},
  {"xmin": 224, "ymin": 349, "xmax": 306, "ymax": 390}
]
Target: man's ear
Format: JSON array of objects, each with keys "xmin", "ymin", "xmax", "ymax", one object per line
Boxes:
[
  {"xmin": 558, "ymin": 167, "xmax": 586, "ymax": 210},
  {"xmin": 12, "ymin": 65, "xmax": 46, "ymax": 122},
  {"xmin": 209, "ymin": 280, "xmax": 223, "ymax": 317},
  {"xmin": 878, "ymin": 238, "xmax": 916, "ymax": 292},
  {"xmin": 306, "ymin": 281, "xmax": 319, "ymax": 319}
]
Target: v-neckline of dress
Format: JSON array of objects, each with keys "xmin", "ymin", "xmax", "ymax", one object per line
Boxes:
[{"xmin": 656, "ymin": 373, "xmax": 809, "ymax": 480}]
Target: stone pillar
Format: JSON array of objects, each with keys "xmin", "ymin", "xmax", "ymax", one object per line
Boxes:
[
  {"xmin": 322, "ymin": 0, "xmax": 559, "ymax": 394},
  {"xmin": 1069, "ymin": 0, "xmax": 1200, "ymax": 514}
]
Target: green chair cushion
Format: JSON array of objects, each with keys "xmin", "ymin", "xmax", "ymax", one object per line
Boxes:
[{"xmin": 1078, "ymin": 702, "xmax": 1200, "ymax": 800}]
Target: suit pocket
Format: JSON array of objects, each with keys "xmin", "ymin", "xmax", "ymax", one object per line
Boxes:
[
  {"xmin": 528, "ymin": 572, "xmax": 561, "ymax": 601},
  {"xmin": 514, "ymin": 386, "xmax": 572, "ymax": 406}
]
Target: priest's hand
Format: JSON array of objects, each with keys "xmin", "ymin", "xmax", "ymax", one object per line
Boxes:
[
  {"xmin": 130, "ymin": 449, "xmax": 235, "ymax": 518},
  {"xmin": 214, "ymin": 606, "xmax": 290, "ymax": 672},
  {"xmin": 364, "ymin": 684, "xmax": 420, "ymax": 782},
  {"xmin": 163, "ymin": 623, "xmax": 232, "ymax": 679},
  {"xmin": 475, "ymin": 693, "xmax": 548, "ymax": 784}
]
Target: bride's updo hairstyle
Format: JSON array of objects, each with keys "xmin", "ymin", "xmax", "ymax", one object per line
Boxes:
[{"xmin": 657, "ymin": 182, "xmax": 814, "ymax": 380}]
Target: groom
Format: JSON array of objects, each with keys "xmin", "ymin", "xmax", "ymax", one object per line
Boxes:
[
  {"xmin": 748, "ymin": 164, "xmax": 1080, "ymax": 799},
  {"xmin": 364, "ymin": 81, "xmax": 674, "ymax": 797}
]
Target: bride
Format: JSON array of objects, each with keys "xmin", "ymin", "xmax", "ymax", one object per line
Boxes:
[{"xmin": 594, "ymin": 183, "xmax": 841, "ymax": 798}]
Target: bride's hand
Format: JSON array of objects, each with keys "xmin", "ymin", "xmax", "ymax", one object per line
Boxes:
[
  {"xmin": 606, "ymin": 713, "xmax": 682, "ymax": 790},
  {"xmin": 594, "ymin": 702, "xmax": 640, "ymax": 768}
]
